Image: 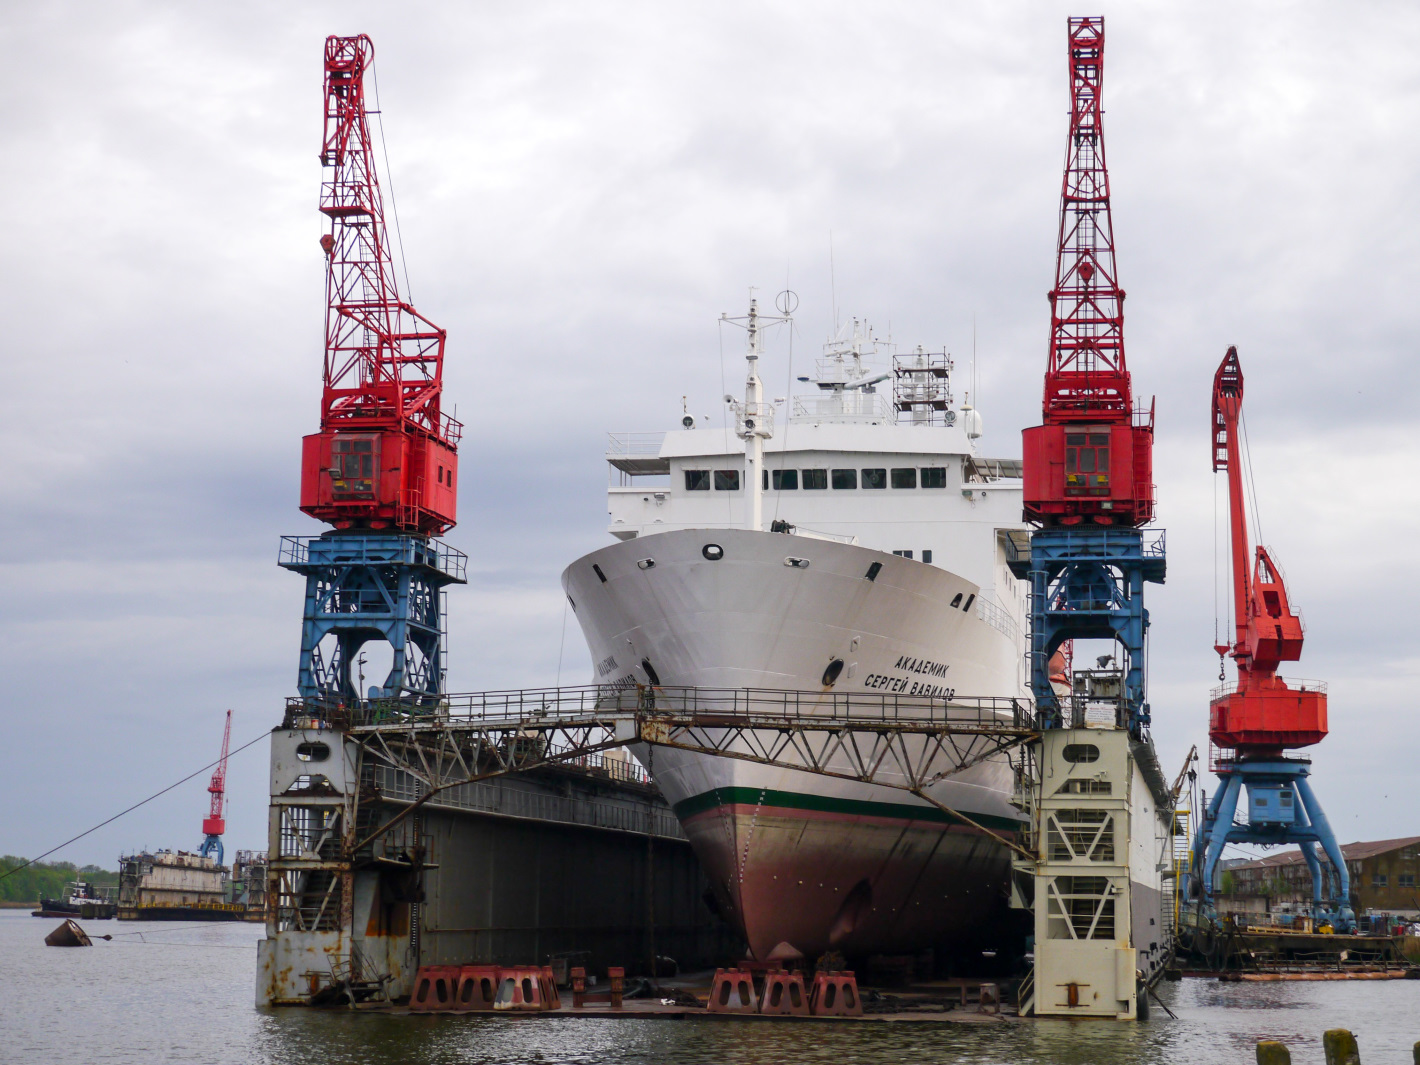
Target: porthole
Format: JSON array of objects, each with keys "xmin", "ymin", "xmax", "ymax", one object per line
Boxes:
[
  {"xmin": 641, "ymin": 658, "xmax": 662, "ymax": 686},
  {"xmin": 1063, "ymin": 743, "xmax": 1100, "ymax": 764},
  {"xmin": 784, "ymin": 557, "xmax": 810, "ymax": 569},
  {"xmin": 702, "ymin": 544, "xmax": 724, "ymax": 561},
  {"xmin": 637, "ymin": 558, "xmax": 655, "ymax": 570},
  {"xmin": 822, "ymin": 659, "xmax": 845, "ymax": 687}
]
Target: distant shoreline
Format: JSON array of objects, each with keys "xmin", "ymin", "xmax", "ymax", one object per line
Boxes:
[{"xmin": 0, "ymin": 901, "xmax": 37, "ymax": 909}]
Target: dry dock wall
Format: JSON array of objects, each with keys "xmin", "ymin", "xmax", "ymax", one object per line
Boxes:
[{"xmin": 258, "ymin": 726, "xmax": 739, "ymax": 1005}]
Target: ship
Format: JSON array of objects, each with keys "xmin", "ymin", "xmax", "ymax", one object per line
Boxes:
[
  {"xmin": 32, "ymin": 880, "xmax": 117, "ymax": 920},
  {"xmin": 562, "ymin": 305, "xmax": 1035, "ymax": 964}
]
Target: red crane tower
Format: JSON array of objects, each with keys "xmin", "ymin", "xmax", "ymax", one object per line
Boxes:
[
  {"xmin": 1022, "ymin": 16, "xmax": 1153, "ymax": 527},
  {"xmin": 199, "ymin": 709, "xmax": 232, "ymax": 866},
  {"xmin": 299, "ymin": 34, "xmax": 461, "ymax": 536}
]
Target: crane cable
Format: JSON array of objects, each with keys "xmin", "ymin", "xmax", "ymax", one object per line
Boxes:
[{"xmin": 0, "ymin": 731, "xmax": 268, "ymax": 884}]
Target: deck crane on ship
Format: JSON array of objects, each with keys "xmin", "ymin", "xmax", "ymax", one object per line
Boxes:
[{"xmin": 1188, "ymin": 347, "xmax": 1352, "ymax": 932}]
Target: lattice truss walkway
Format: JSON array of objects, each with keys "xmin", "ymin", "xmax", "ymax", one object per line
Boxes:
[{"xmin": 268, "ymin": 687, "xmax": 1041, "ymax": 934}]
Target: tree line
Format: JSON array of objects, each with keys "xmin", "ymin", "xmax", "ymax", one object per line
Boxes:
[{"xmin": 0, "ymin": 857, "xmax": 118, "ymax": 904}]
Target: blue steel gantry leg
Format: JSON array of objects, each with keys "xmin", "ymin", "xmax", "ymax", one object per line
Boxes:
[
  {"xmin": 1008, "ymin": 527, "xmax": 1167, "ymax": 736},
  {"xmin": 1190, "ymin": 758, "xmax": 1354, "ymax": 931},
  {"xmin": 279, "ymin": 532, "xmax": 467, "ymax": 714}
]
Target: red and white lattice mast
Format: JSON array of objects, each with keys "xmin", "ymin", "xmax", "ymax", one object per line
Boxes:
[
  {"xmin": 299, "ymin": 34, "xmax": 460, "ymax": 535},
  {"xmin": 1022, "ymin": 16, "xmax": 1153, "ymax": 528}
]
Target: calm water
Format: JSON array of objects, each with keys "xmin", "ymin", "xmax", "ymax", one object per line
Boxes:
[{"xmin": 3, "ymin": 911, "xmax": 1418, "ymax": 1064}]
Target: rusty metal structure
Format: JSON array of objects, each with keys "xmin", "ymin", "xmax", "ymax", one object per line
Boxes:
[{"xmin": 256, "ymin": 687, "xmax": 1038, "ymax": 1005}]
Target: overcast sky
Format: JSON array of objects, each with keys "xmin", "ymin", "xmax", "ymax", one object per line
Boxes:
[{"xmin": 3, "ymin": 1, "xmax": 1417, "ymax": 868}]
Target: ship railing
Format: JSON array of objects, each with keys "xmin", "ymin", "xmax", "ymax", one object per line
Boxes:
[
  {"xmin": 975, "ymin": 595, "xmax": 1020, "ymax": 642},
  {"xmin": 605, "ymin": 431, "xmax": 667, "ymax": 457},
  {"xmin": 323, "ymin": 684, "xmax": 1032, "ymax": 731}
]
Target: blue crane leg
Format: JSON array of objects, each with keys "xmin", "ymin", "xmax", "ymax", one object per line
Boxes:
[
  {"xmin": 1201, "ymin": 773, "xmax": 1244, "ymax": 897},
  {"xmin": 1294, "ymin": 776, "xmax": 1353, "ymax": 921}
]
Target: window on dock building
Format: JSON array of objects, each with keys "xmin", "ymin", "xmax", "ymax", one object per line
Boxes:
[
  {"xmin": 831, "ymin": 469, "xmax": 857, "ymax": 489},
  {"xmin": 802, "ymin": 469, "xmax": 827, "ymax": 489},
  {"xmin": 714, "ymin": 470, "xmax": 740, "ymax": 491},
  {"xmin": 891, "ymin": 468, "xmax": 917, "ymax": 488},
  {"xmin": 685, "ymin": 470, "xmax": 710, "ymax": 491},
  {"xmin": 921, "ymin": 467, "xmax": 947, "ymax": 488},
  {"xmin": 861, "ymin": 468, "xmax": 886, "ymax": 489}
]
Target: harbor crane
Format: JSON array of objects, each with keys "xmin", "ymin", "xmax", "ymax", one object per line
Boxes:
[
  {"xmin": 280, "ymin": 34, "xmax": 466, "ymax": 711},
  {"xmin": 1012, "ymin": 15, "xmax": 1165, "ymax": 735},
  {"xmin": 199, "ymin": 709, "xmax": 232, "ymax": 866},
  {"xmin": 1190, "ymin": 347, "xmax": 1352, "ymax": 931}
]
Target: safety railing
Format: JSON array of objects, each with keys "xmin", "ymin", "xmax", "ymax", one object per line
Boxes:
[
  {"xmin": 309, "ymin": 684, "xmax": 1032, "ymax": 731},
  {"xmin": 976, "ymin": 596, "xmax": 1021, "ymax": 642},
  {"xmin": 1209, "ymin": 677, "xmax": 1328, "ymax": 701},
  {"xmin": 605, "ymin": 432, "xmax": 667, "ymax": 458},
  {"xmin": 277, "ymin": 534, "xmax": 468, "ymax": 581}
]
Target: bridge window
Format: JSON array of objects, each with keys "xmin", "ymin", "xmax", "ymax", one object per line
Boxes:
[
  {"xmin": 802, "ymin": 469, "xmax": 827, "ymax": 490},
  {"xmin": 831, "ymin": 469, "xmax": 857, "ymax": 490},
  {"xmin": 922, "ymin": 550, "xmax": 933, "ymax": 564},
  {"xmin": 892, "ymin": 550, "xmax": 914, "ymax": 560},
  {"xmin": 714, "ymin": 470, "xmax": 740, "ymax": 491},
  {"xmin": 772, "ymin": 469, "xmax": 798, "ymax": 490},
  {"xmin": 891, "ymin": 468, "xmax": 917, "ymax": 488},
  {"xmin": 861, "ymin": 468, "xmax": 886, "ymax": 489},
  {"xmin": 685, "ymin": 470, "xmax": 710, "ymax": 491},
  {"xmin": 921, "ymin": 467, "xmax": 946, "ymax": 488}
]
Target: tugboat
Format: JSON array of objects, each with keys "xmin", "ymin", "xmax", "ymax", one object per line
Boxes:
[{"xmin": 32, "ymin": 881, "xmax": 117, "ymax": 920}]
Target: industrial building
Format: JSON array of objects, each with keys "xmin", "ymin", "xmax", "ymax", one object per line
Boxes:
[{"xmin": 1227, "ymin": 837, "xmax": 1420, "ymax": 918}]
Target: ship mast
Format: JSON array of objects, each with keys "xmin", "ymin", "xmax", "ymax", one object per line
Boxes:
[{"xmin": 722, "ymin": 295, "xmax": 790, "ymax": 531}]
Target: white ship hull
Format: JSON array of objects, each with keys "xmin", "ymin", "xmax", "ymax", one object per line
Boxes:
[{"xmin": 563, "ymin": 527, "xmax": 1031, "ymax": 961}]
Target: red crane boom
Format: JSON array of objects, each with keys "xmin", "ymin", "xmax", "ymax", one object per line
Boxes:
[
  {"xmin": 298, "ymin": 34, "xmax": 460, "ymax": 536},
  {"xmin": 1023, "ymin": 16, "xmax": 1153, "ymax": 527},
  {"xmin": 1209, "ymin": 346, "xmax": 1326, "ymax": 750},
  {"xmin": 201, "ymin": 709, "xmax": 232, "ymax": 839}
]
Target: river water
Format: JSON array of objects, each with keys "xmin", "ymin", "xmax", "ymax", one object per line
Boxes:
[{"xmin": 3, "ymin": 911, "xmax": 1418, "ymax": 1064}]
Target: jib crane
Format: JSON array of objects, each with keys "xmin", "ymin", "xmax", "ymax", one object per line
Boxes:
[
  {"xmin": 1190, "ymin": 347, "xmax": 1352, "ymax": 931},
  {"xmin": 279, "ymin": 35, "xmax": 467, "ymax": 710},
  {"xmin": 199, "ymin": 710, "xmax": 232, "ymax": 865},
  {"xmin": 1009, "ymin": 15, "xmax": 1165, "ymax": 735}
]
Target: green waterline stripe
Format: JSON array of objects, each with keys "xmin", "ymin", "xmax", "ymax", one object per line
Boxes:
[{"xmin": 673, "ymin": 786, "xmax": 1023, "ymax": 833}]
